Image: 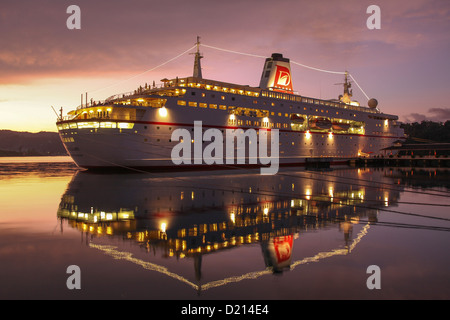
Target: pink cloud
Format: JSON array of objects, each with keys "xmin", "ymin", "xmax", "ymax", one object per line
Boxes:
[{"xmin": 1, "ymin": 0, "xmax": 449, "ymax": 89}]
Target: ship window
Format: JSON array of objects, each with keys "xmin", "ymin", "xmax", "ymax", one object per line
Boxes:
[
  {"xmin": 117, "ymin": 122, "xmax": 134, "ymax": 129},
  {"xmin": 177, "ymin": 100, "xmax": 186, "ymax": 106},
  {"xmin": 221, "ymin": 96, "xmax": 225, "ymax": 100},
  {"xmin": 191, "ymin": 92, "xmax": 196, "ymax": 96},
  {"xmin": 99, "ymin": 122, "xmax": 116, "ymax": 129},
  {"xmin": 188, "ymin": 102, "xmax": 197, "ymax": 107}
]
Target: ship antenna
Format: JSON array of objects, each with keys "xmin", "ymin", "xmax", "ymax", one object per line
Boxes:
[
  {"xmin": 343, "ymin": 71, "xmax": 352, "ymax": 97},
  {"xmin": 335, "ymin": 71, "xmax": 353, "ymax": 103},
  {"xmin": 191, "ymin": 36, "xmax": 203, "ymax": 79}
]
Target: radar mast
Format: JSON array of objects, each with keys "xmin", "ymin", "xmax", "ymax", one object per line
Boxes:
[
  {"xmin": 192, "ymin": 36, "xmax": 203, "ymax": 79},
  {"xmin": 337, "ymin": 71, "xmax": 353, "ymax": 104}
]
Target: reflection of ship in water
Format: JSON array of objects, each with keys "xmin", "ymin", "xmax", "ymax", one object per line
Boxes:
[
  {"xmin": 384, "ymin": 167, "xmax": 450, "ymax": 190},
  {"xmin": 57, "ymin": 168, "xmax": 400, "ymax": 288}
]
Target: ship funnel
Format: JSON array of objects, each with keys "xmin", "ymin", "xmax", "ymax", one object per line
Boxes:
[{"xmin": 259, "ymin": 53, "xmax": 293, "ymax": 94}]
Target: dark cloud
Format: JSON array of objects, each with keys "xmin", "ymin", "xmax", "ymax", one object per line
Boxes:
[
  {"xmin": 404, "ymin": 107, "xmax": 450, "ymax": 123},
  {"xmin": 428, "ymin": 107, "xmax": 450, "ymax": 121}
]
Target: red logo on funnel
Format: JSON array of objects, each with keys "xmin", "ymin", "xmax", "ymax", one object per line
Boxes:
[
  {"xmin": 273, "ymin": 235, "xmax": 293, "ymax": 263},
  {"xmin": 274, "ymin": 65, "xmax": 293, "ymax": 93}
]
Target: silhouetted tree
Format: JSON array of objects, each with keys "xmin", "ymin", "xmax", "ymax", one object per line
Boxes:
[{"xmin": 401, "ymin": 120, "xmax": 450, "ymax": 143}]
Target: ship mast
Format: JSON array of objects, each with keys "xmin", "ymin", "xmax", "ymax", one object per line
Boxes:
[
  {"xmin": 192, "ymin": 36, "xmax": 203, "ymax": 79},
  {"xmin": 343, "ymin": 71, "xmax": 352, "ymax": 98},
  {"xmin": 338, "ymin": 71, "xmax": 353, "ymax": 104}
]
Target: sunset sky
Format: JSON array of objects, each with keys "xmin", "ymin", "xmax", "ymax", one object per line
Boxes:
[{"xmin": 1, "ymin": 0, "xmax": 449, "ymax": 132}]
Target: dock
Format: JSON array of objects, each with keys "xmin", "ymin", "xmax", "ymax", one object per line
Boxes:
[{"xmin": 350, "ymin": 143, "xmax": 450, "ymax": 167}]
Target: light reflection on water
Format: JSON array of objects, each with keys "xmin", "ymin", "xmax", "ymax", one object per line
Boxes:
[{"xmin": 0, "ymin": 158, "xmax": 449, "ymax": 299}]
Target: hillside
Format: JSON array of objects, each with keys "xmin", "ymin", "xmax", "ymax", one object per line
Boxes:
[
  {"xmin": 401, "ymin": 120, "xmax": 450, "ymax": 143},
  {"xmin": 0, "ymin": 130, "xmax": 67, "ymax": 156}
]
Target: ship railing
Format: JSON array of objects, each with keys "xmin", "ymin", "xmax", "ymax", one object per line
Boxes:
[
  {"xmin": 60, "ymin": 113, "xmax": 79, "ymax": 121},
  {"xmin": 259, "ymin": 89, "xmax": 380, "ymax": 115},
  {"xmin": 104, "ymin": 91, "xmax": 135, "ymax": 102},
  {"xmin": 74, "ymin": 83, "xmax": 175, "ymax": 111}
]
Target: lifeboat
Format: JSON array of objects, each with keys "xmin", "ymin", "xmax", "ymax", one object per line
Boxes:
[
  {"xmin": 332, "ymin": 122, "xmax": 351, "ymax": 131},
  {"xmin": 309, "ymin": 117, "xmax": 332, "ymax": 130},
  {"xmin": 351, "ymin": 122, "xmax": 363, "ymax": 128},
  {"xmin": 290, "ymin": 114, "xmax": 305, "ymax": 124}
]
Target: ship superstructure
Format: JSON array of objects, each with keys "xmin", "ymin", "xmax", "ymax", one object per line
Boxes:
[{"xmin": 56, "ymin": 40, "xmax": 405, "ymax": 170}]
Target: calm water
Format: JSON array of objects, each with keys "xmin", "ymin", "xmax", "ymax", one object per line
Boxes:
[{"xmin": 0, "ymin": 156, "xmax": 449, "ymax": 301}]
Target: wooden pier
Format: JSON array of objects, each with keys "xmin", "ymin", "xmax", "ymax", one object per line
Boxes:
[{"xmin": 349, "ymin": 156, "xmax": 450, "ymax": 168}]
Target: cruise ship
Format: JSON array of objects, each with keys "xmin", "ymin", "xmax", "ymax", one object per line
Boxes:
[{"xmin": 56, "ymin": 39, "xmax": 405, "ymax": 171}]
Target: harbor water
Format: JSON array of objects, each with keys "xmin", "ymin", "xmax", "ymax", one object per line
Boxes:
[{"xmin": 0, "ymin": 156, "xmax": 449, "ymax": 300}]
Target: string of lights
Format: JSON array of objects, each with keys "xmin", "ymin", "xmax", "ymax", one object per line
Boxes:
[
  {"xmin": 88, "ymin": 44, "xmax": 197, "ymax": 94},
  {"xmin": 86, "ymin": 41, "xmax": 371, "ymax": 101},
  {"xmin": 201, "ymin": 43, "xmax": 370, "ymax": 101}
]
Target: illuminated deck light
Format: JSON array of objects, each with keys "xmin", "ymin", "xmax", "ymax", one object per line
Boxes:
[
  {"xmin": 159, "ymin": 106, "xmax": 168, "ymax": 117},
  {"xmin": 306, "ymin": 188, "xmax": 311, "ymax": 200}
]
